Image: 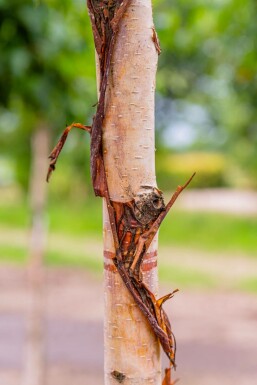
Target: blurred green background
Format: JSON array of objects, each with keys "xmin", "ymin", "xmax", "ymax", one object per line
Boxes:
[{"xmin": 0, "ymin": 0, "xmax": 256, "ymax": 292}]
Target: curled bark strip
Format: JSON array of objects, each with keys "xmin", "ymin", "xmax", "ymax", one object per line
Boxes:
[
  {"xmin": 152, "ymin": 26, "xmax": 161, "ymax": 55},
  {"xmin": 46, "ymin": 123, "xmax": 91, "ymax": 182},
  {"xmin": 162, "ymin": 367, "xmax": 179, "ymax": 385}
]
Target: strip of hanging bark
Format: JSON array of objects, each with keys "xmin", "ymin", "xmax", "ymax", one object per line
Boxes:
[
  {"xmin": 47, "ymin": 121, "xmax": 194, "ymax": 367},
  {"xmin": 46, "ymin": 123, "xmax": 91, "ymax": 182},
  {"xmin": 162, "ymin": 367, "xmax": 179, "ymax": 385},
  {"xmin": 152, "ymin": 27, "xmax": 161, "ymax": 55},
  {"xmin": 108, "ymin": 176, "xmax": 195, "ymax": 366},
  {"xmin": 87, "ymin": 0, "xmax": 131, "ymax": 197}
]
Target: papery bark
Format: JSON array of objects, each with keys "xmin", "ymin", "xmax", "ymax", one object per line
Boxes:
[
  {"xmin": 47, "ymin": 0, "xmax": 190, "ymax": 383},
  {"xmin": 100, "ymin": 0, "xmax": 161, "ymax": 383}
]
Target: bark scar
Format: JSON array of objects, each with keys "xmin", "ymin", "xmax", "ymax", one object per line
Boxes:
[{"xmin": 111, "ymin": 370, "xmax": 126, "ymax": 383}]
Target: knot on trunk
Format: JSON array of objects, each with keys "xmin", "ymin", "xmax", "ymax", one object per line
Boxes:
[
  {"xmin": 134, "ymin": 187, "xmax": 165, "ymax": 225},
  {"xmin": 111, "ymin": 370, "xmax": 126, "ymax": 383}
]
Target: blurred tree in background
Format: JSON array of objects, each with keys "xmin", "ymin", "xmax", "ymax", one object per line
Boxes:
[
  {"xmin": 154, "ymin": 0, "xmax": 257, "ymax": 188},
  {"xmin": 0, "ymin": 0, "xmax": 96, "ymax": 198},
  {"xmin": 0, "ymin": 0, "xmax": 256, "ymax": 195}
]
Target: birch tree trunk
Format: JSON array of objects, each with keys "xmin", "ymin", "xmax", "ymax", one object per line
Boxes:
[
  {"xmin": 48, "ymin": 1, "xmax": 186, "ymax": 383},
  {"xmin": 100, "ymin": 1, "xmax": 161, "ymax": 383}
]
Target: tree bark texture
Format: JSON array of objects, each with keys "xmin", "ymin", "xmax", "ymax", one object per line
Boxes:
[
  {"xmin": 99, "ymin": 0, "xmax": 161, "ymax": 383},
  {"xmin": 47, "ymin": 1, "xmax": 194, "ymax": 384}
]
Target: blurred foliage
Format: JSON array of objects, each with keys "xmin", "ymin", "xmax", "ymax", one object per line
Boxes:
[
  {"xmin": 156, "ymin": 151, "xmax": 227, "ymax": 189},
  {"xmin": 154, "ymin": 0, "xmax": 257, "ymax": 186},
  {"xmin": 0, "ymin": 0, "xmax": 256, "ymax": 194},
  {"xmin": 3, "ymin": 238, "xmax": 257, "ymax": 292},
  {"xmin": 0, "ymin": 0, "xmax": 95, "ymax": 191},
  {"xmin": 238, "ymin": 277, "xmax": 257, "ymax": 293},
  {"xmin": 0, "ymin": 194, "xmax": 257, "ymax": 291},
  {"xmin": 1, "ymin": 195, "xmax": 257, "ymax": 255}
]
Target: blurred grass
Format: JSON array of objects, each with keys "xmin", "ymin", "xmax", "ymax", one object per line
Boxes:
[
  {"xmin": 0, "ymin": 242, "xmax": 102, "ymax": 272},
  {"xmin": 159, "ymin": 264, "xmax": 217, "ymax": 289},
  {"xmin": 0, "ymin": 243, "xmax": 226, "ymax": 291},
  {"xmin": 0, "ymin": 204, "xmax": 30, "ymax": 228},
  {"xmin": 1, "ymin": 242, "xmax": 256, "ymax": 293},
  {"xmin": 45, "ymin": 249, "xmax": 102, "ymax": 272},
  {"xmin": 0, "ymin": 198, "xmax": 256, "ymax": 255},
  {"xmin": 0, "ymin": 196, "xmax": 256, "ymax": 292},
  {"xmin": 237, "ymin": 277, "xmax": 257, "ymax": 293},
  {"xmin": 0, "ymin": 244, "xmax": 27, "ymax": 264},
  {"xmin": 159, "ymin": 210, "xmax": 257, "ymax": 255}
]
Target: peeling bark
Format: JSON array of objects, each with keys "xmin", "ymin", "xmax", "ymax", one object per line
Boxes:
[{"xmin": 47, "ymin": 0, "xmax": 195, "ymax": 383}]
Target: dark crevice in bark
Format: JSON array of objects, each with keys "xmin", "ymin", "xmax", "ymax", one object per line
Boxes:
[{"xmin": 111, "ymin": 370, "xmax": 126, "ymax": 383}]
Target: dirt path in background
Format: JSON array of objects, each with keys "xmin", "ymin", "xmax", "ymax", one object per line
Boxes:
[
  {"xmin": 0, "ymin": 266, "xmax": 256, "ymax": 385},
  {"xmin": 174, "ymin": 188, "xmax": 257, "ymax": 216}
]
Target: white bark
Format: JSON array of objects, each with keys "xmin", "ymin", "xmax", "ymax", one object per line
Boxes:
[
  {"xmin": 102, "ymin": 0, "xmax": 161, "ymax": 384},
  {"xmin": 103, "ymin": 0, "xmax": 158, "ymax": 202}
]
